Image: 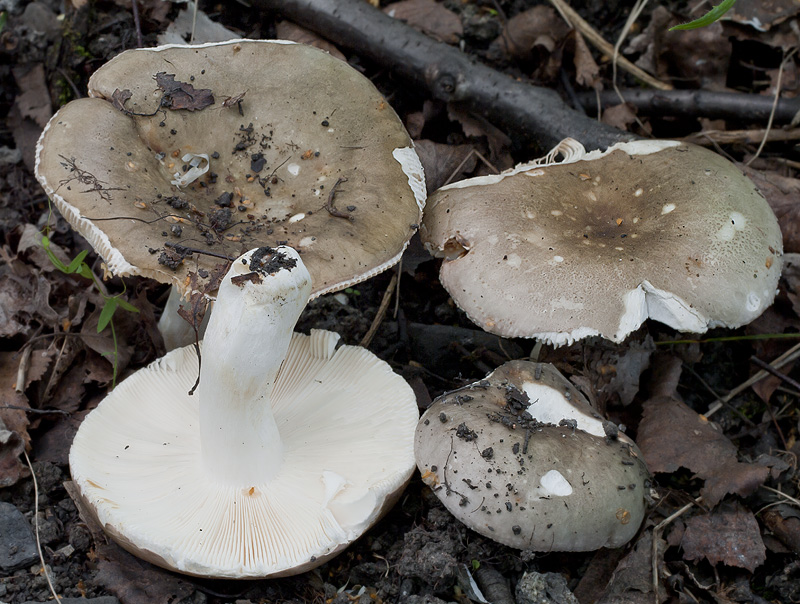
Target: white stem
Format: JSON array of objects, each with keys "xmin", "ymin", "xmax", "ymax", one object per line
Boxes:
[
  {"xmin": 158, "ymin": 286, "xmax": 213, "ymax": 351},
  {"xmin": 198, "ymin": 247, "xmax": 311, "ymax": 486}
]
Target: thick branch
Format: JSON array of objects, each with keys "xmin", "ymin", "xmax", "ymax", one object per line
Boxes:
[
  {"xmin": 579, "ymin": 89, "xmax": 800, "ymax": 124},
  {"xmin": 252, "ymin": 0, "xmax": 635, "ymax": 151}
]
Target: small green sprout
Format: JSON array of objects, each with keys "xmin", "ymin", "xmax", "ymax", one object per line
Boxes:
[
  {"xmin": 670, "ymin": 0, "xmax": 736, "ymax": 31},
  {"xmin": 41, "ymin": 231, "xmax": 139, "ymax": 387}
]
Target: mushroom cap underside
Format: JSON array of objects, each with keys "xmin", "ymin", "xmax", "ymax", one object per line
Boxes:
[
  {"xmin": 36, "ymin": 40, "xmax": 425, "ymax": 297},
  {"xmin": 421, "ymin": 141, "xmax": 782, "ymax": 344},
  {"xmin": 69, "ymin": 329, "xmax": 418, "ymax": 578},
  {"xmin": 415, "ymin": 360, "xmax": 650, "ymax": 551}
]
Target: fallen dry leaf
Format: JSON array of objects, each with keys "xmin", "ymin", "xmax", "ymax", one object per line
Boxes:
[
  {"xmin": 488, "ymin": 5, "xmax": 569, "ymax": 63},
  {"xmin": 602, "ymin": 103, "xmax": 640, "ymax": 132},
  {"xmin": 384, "ymin": 0, "xmax": 463, "ymax": 44},
  {"xmin": 95, "ymin": 542, "xmax": 196, "ymax": 604},
  {"xmin": 743, "ymin": 167, "xmax": 800, "ymax": 253},
  {"xmin": 637, "ymin": 395, "xmax": 769, "ymax": 507},
  {"xmin": 681, "ymin": 500, "xmax": 766, "ymax": 571},
  {"xmin": 413, "ymin": 140, "xmax": 477, "ymax": 193},
  {"xmin": 12, "ymin": 63, "xmax": 52, "ymax": 129},
  {"xmin": 0, "ymin": 351, "xmax": 30, "ymax": 487},
  {"xmin": 570, "ymin": 29, "xmax": 600, "ymax": 89},
  {"xmin": 597, "ymin": 529, "xmax": 668, "ymax": 604},
  {"xmin": 276, "ymin": 21, "xmax": 346, "ymax": 60}
]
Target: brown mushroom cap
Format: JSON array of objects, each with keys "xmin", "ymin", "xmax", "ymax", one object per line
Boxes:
[
  {"xmin": 415, "ymin": 360, "xmax": 650, "ymax": 551},
  {"xmin": 35, "ymin": 40, "xmax": 425, "ymax": 297},
  {"xmin": 421, "ymin": 140, "xmax": 782, "ymax": 345}
]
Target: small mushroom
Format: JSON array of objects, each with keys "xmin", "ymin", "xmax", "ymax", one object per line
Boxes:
[
  {"xmin": 421, "ymin": 139, "xmax": 782, "ymax": 345},
  {"xmin": 415, "ymin": 361, "xmax": 650, "ymax": 551},
  {"xmin": 35, "ymin": 40, "xmax": 425, "ymax": 349},
  {"xmin": 69, "ymin": 246, "xmax": 419, "ymax": 578}
]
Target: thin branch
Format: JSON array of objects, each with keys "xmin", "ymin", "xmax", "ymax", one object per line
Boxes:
[{"xmin": 548, "ymin": 0, "xmax": 671, "ymax": 91}]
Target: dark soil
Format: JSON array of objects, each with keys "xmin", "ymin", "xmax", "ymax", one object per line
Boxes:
[{"xmin": 2, "ymin": 1, "xmax": 800, "ymax": 604}]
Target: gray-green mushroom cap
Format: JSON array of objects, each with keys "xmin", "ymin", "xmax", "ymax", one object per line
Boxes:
[
  {"xmin": 415, "ymin": 361, "xmax": 650, "ymax": 551},
  {"xmin": 35, "ymin": 40, "xmax": 425, "ymax": 299},
  {"xmin": 421, "ymin": 139, "xmax": 782, "ymax": 345}
]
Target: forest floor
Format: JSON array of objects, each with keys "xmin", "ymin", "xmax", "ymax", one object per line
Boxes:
[{"xmin": 1, "ymin": 0, "xmax": 800, "ymax": 603}]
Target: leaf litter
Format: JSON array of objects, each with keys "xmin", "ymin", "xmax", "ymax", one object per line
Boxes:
[{"xmin": 3, "ymin": 0, "xmax": 800, "ymax": 602}]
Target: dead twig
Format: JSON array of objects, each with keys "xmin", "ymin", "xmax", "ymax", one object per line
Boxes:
[
  {"xmin": 547, "ymin": 0, "xmax": 671, "ymax": 91},
  {"xmin": 706, "ymin": 342, "xmax": 800, "ymax": 417},
  {"xmin": 576, "ymin": 89, "xmax": 800, "ymax": 123},
  {"xmin": 23, "ymin": 451, "xmax": 62, "ymax": 602},
  {"xmin": 360, "ymin": 272, "xmax": 398, "ymax": 348},
  {"xmin": 324, "ymin": 177, "xmax": 352, "ymax": 221}
]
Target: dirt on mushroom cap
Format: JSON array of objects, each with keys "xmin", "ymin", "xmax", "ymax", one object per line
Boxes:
[
  {"xmin": 421, "ymin": 141, "xmax": 783, "ymax": 344},
  {"xmin": 35, "ymin": 40, "xmax": 425, "ymax": 298},
  {"xmin": 415, "ymin": 360, "xmax": 651, "ymax": 552}
]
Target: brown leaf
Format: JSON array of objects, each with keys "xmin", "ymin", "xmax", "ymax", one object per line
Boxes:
[
  {"xmin": 0, "ymin": 351, "xmax": 30, "ymax": 487},
  {"xmin": 681, "ymin": 501, "xmax": 766, "ymax": 571},
  {"xmin": 603, "ymin": 336, "xmax": 655, "ymax": 406},
  {"xmin": 413, "ymin": 140, "xmax": 477, "ymax": 193},
  {"xmin": 743, "ymin": 167, "xmax": 800, "ymax": 253},
  {"xmin": 637, "ymin": 395, "xmax": 769, "ymax": 506},
  {"xmin": 384, "ymin": 0, "xmax": 463, "ymax": 44},
  {"xmin": 597, "ymin": 530, "xmax": 669, "ymax": 604},
  {"xmin": 155, "ymin": 73, "xmax": 214, "ymax": 112},
  {"xmin": 602, "ymin": 103, "xmax": 639, "ymax": 131},
  {"xmin": 111, "ymin": 88, "xmax": 133, "ymax": 114},
  {"xmin": 95, "ymin": 542, "xmax": 195, "ymax": 604},
  {"xmin": 0, "ymin": 274, "xmax": 35, "ymax": 337},
  {"xmin": 571, "ymin": 30, "xmax": 600, "ymax": 89},
  {"xmin": 12, "ymin": 63, "xmax": 52, "ymax": 129},
  {"xmin": 275, "ymin": 21, "xmax": 346, "ymax": 60},
  {"xmin": 488, "ymin": 5, "xmax": 569, "ymax": 62}
]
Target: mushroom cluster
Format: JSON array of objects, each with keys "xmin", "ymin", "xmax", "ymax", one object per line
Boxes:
[
  {"xmin": 35, "ymin": 40, "xmax": 425, "ymax": 348},
  {"xmin": 69, "ymin": 246, "xmax": 419, "ymax": 578},
  {"xmin": 415, "ymin": 361, "xmax": 650, "ymax": 551},
  {"xmin": 421, "ymin": 139, "xmax": 782, "ymax": 345}
]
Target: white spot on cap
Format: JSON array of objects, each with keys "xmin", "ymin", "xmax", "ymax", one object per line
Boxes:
[
  {"xmin": 287, "ymin": 163, "xmax": 300, "ymax": 176},
  {"xmin": 553, "ymin": 255, "xmax": 564, "ymax": 263},
  {"xmin": 746, "ymin": 292, "xmax": 761, "ymax": 312},
  {"xmin": 661, "ymin": 203, "xmax": 676, "ymax": 215},
  {"xmin": 487, "ymin": 234, "xmax": 499, "ymax": 245},
  {"xmin": 551, "ymin": 210, "xmax": 563, "ymax": 216},
  {"xmin": 505, "ymin": 253, "xmax": 522, "ymax": 268},
  {"xmin": 288, "ymin": 213, "xmax": 305, "ymax": 223},
  {"xmin": 540, "ymin": 470, "xmax": 573, "ymax": 496},
  {"xmin": 524, "ymin": 169, "xmax": 545, "ymax": 177},
  {"xmin": 716, "ymin": 212, "xmax": 747, "ymax": 241},
  {"xmin": 525, "ymin": 210, "xmax": 536, "ymax": 219},
  {"xmin": 552, "ymin": 297, "xmax": 583, "ymax": 311},
  {"xmin": 587, "ymin": 192, "xmax": 597, "ymax": 202},
  {"xmin": 298, "ymin": 236, "xmax": 316, "ymax": 247},
  {"xmin": 634, "ymin": 188, "xmax": 643, "ymax": 197}
]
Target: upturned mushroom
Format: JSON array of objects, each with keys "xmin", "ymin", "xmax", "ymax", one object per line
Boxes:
[
  {"xmin": 35, "ymin": 40, "xmax": 425, "ymax": 349},
  {"xmin": 415, "ymin": 360, "xmax": 650, "ymax": 551},
  {"xmin": 421, "ymin": 139, "xmax": 782, "ymax": 345},
  {"xmin": 69, "ymin": 246, "xmax": 419, "ymax": 578}
]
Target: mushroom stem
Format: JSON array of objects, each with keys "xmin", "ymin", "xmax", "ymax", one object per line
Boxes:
[{"xmin": 198, "ymin": 246, "xmax": 312, "ymax": 486}]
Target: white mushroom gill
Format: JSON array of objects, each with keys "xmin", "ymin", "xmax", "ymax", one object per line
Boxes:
[{"xmin": 68, "ymin": 246, "xmax": 419, "ymax": 578}]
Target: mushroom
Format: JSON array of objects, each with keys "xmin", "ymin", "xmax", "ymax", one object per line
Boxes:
[
  {"xmin": 35, "ymin": 40, "xmax": 425, "ymax": 349},
  {"xmin": 421, "ymin": 139, "xmax": 782, "ymax": 345},
  {"xmin": 69, "ymin": 246, "xmax": 419, "ymax": 578},
  {"xmin": 415, "ymin": 360, "xmax": 650, "ymax": 551}
]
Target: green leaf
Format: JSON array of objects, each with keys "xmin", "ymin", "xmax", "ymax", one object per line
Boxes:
[
  {"xmin": 97, "ymin": 298, "xmax": 119, "ymax": 333},
  {"xmin": 471, "ymin": 559, "xmax": 481, "ymax": 571},
  {"xmin": 669, "ymin": 0, "xmax": 736, "ymax": 31},
  {"xmin": 115, "ymin": 297, "xmax": 140, "ymax": 313},
  {"xmin": 65, "ymin": 249, "xmax": 89, "ymax": 274}
]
